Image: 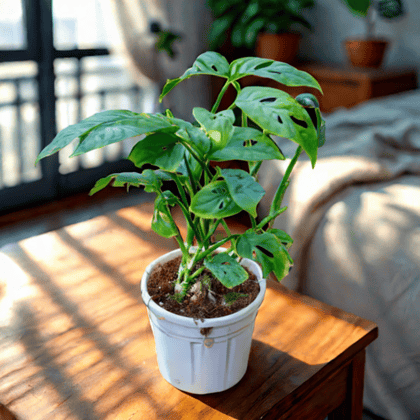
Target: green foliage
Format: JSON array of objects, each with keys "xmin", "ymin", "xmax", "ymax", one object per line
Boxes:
[
  {"xmin": 341, "ymin": 0, "xmax": 403, "ymax": 19},
  {"xmin": 36, "ymin": 51, "xmax": 325, "ymax": 301},
  {"xmin": 207, "ymin": 0, "xmax": 315, "ymax": 51}
]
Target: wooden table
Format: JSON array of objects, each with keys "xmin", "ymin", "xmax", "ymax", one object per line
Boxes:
[{"xmin": 0, "ymin": 202, "xmax": 378, "ymax": 419}]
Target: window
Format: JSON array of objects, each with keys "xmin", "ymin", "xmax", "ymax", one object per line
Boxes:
[{"xmin": 0, "ymin": 0, "xmax": 152, "ymax": 213}]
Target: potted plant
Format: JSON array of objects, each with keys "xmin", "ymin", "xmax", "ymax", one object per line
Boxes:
[
  {"xmin": 207, "ymin": 0, "xmax": 315, "ymax": 63},
  {"xmin": 342, "ymin": 0, "xmax": 404, "ymax": 67},
  {"xmin": 35, "ymin": 51, "xmax": 325, "ymax": 394}
]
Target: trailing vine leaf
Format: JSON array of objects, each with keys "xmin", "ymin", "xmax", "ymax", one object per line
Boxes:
[
  {"xmin": 208, "ymin": 126, "xmax": 284, "ymax": 162},
  {"xmin": 89, "ymin": 170, "xmax": 162, "ymax": 195},
  {"xmin": 160, "ymin": 52, "xmax": 230, "ymax": 101},
  {"xmin": 220, "ymin": 169, "xmax": 265, "ymax": 218},
  {"xmin": 204, "ymin": 253, "xmax": 248, "ymax": 288},
  {"xmin": 229, "ymin": 57, "xmax": 322, "ymax": 92},
  {"xmin": 235, "ymin": 87, "xmax": 318, "ymax": 167},
  {"xmin": 190, "ymin": 180, "xmax": 242, "ymax": 219},
  {"xmin": 128, "ymin": 131, "xmax": 184, "ymax": 171},
  {"xmin": 236, "ymin": 231, "xmax": 292, "ymax": 279}
]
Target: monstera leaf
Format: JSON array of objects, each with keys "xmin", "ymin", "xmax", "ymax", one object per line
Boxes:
[
  {"xmin": 235, "ymin": 87, "xmax": 318, "ymax": 167},
  {"xmin": 204, "ymin": 252, "xmax": 248, "ymax": 288}
]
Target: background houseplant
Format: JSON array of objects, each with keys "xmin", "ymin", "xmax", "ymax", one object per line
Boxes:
[
  {"xmin": 207, "ymin": 0, "xmax": 315, "ymax": 63},
  {"xmin": 36, "ymin": 51, "xmax": 325, "ymax": 393},
  {"xmin": 342, "ymin": 0, "xmax": 404, "ymax": 67}
]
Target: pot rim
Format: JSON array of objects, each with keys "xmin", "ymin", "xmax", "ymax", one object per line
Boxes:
[{"xmin": 141, "ymin": 248, "xmax": 266, "ymax": 328}]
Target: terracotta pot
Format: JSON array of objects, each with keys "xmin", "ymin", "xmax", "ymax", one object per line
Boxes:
[
  {"xmin": 256, "ymin": 32, "xmax": 301, "ymax": 63},
  {"xmin": 344, "ymin": 39, "xmax": 389, "ymax": 68}
]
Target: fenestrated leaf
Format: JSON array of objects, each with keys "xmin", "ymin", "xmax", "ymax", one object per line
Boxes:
[
  {"xmin": 208, "ymin": 126, "xmax": 284, "ymax": 162},
  {"xmin": 160, "ymin": 52, "xmax": 230, "ymax": 101},
  {"xmin": 128, "ymin": 131, "xmax": 184, "ymax": 171},
  {"xmin": 151, "ymin": 193, "xmax": 178, "ymax": 238},
  {"xmin": 35, "ymin": 110, "xmax": 152, "ymax": 164},
  {"xmin": 220, "ymin": 169, "xmax": 265, "ymax": 218},
  {"xmin": 267, "ymin": 228, "xmax": 293, "ymax": 250},
  {"xmin": 89, "ymin": 170, "xmax": 162, "ymax": 195},
  {"xmin": 204, "ymin": 252, "xmax": 248, "ymax": 288},
  {"xmin": 190, "ymin": 180, "xmax": 242, "ymax": 219},
  {"xmin": 72, "ymin": 113, "xmax": 175, "ymax": 156},
  {"xmin": 192, "ymin": 108, "xmax": 235, "ymax": 153},
  {"xmin": 235, "ymin": 87, "xmax": 318, "ymax": 167},
  {"xmin": 229, "ymin": 57, "xmax": 322, "ymax": 92},
  {"xmin": 236, "ymin": 231, "xmax": 292, "ymax": 280}
]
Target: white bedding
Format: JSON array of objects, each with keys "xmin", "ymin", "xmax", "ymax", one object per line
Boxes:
[{"xmin": 257, "ymin": 90, "xmax": 420, "ymax": 420}]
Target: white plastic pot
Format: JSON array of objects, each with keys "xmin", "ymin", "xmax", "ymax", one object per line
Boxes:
[{"xmin": 141, "ymin": 248, "xmax": 266, "ymax": 394}]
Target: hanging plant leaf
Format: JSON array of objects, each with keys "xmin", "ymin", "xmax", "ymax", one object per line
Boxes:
[
  {"xmin": 208, "ymin": 126, "xmax": 284, "ymax": 162},
  {"xmin": 160, "ymin": 52, "xmax": 230, "ymax": 101},
  {"xmin": 220, "ymin": 169, "xmax": 265, "ymax": 217},
  {"xmin": 128, "ymin": 131, "xmax": 184, "ymax": 171},
  {"xmin": 204, "ymin": 252, "xmax": 248, "ymax": 288},
  {"xmin": 192, "ymin": 108, "xmax": 235, "ymax": 153},
  {"xmin": 89, "ymin": 170, "xmax": 162, "ymax": 195},
  {"xmin": 235, "ymin": 87, "xmax": 318, "ymax": 167},
  {"xmin": 189, "ymin": 180, "xmax": 242, "ymax": 219},
  {"xmin": 229, "ymin": 57, "xmax": 322, "ymax": 92},
  {"xmin": 151, "ymin": 193, "xmax": 178, "ymax": 238},
  {"xmin": 236, "ymin": 231, "xmax": 292, "ymax": 280}
]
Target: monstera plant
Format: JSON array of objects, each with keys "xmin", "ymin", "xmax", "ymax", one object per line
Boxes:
[{"xmin": 36, "ymin": 51, "xmax": 325, "ymax": 394}]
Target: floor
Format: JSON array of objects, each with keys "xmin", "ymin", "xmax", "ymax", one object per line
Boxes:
[{"xmin": 0, "ymin": 191, "xmax": 386, "ymax": 420}]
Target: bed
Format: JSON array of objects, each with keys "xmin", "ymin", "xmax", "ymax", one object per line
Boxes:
[{"xmin": 257, "ymin": 89, "xmax": 420, "ymax": 420}]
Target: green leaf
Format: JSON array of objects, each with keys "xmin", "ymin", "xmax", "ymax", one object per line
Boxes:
[
  {"xmin": 151, "ymin": 194, "xmax": 178, "ymax": 238},
  {"xmin": 236, "ymin": 231, "xmax": 292, "ymax": 280},
  {"xmin": 128, "ymin": 131, "xmax": 184, "ymax": 171},
  {"xmin": 189, "ymin": 180, "xmax": 242, "ymax": 219},
  {"xmin": 341, "ymin": 0, "xmax": 370, "ymax": 16},
  {"xmin": 192, "ymin": 108, "xmax": 235, "ymax": 153},
  {"xmin": 208, "ymin": 126, "xmax": 284, "ymax": 162},
  {"xmin": 160, "ymin": 52, "xmax": 230, "ymax": 101},
  {"xmin": 229, "ymin": 57, "xmax": 322, "ymax": 92},
  {"xmin": 89, "ymin": 170, "xmax": 162, "ymax": 195},
  {"xmin": 35, "ymin": 110, "xmax": 150, "ymax": 164},
  {"xmin": 224, "ymin": 292, "xmax": 248, "ymax": 306},
  {"xmin": 220, "ymin": 169, "xmax": 265, "ymax": 218},
  {"xmin": 72, "ymin": 113, "xmax": 174, "ymax": 156},
  {"xmin": 235, "ymin": 87, "xmax": 318, "ymax": 167},
  {"xmin": 204, "ymin": 252, "xmax": 248, "ymax": 288},
  {"xmin": 267, "ymin": 228, "xmax": 294, "ymax": 250}
]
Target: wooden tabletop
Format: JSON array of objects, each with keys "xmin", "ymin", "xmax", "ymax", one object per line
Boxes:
[{"xmin": 0, "ymin": 202, "xmax": 378, "ymax": 419}]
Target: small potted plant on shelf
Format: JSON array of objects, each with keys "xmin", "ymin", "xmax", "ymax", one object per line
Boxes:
[
  {"xmin": 35, "ymin": 51, "xmax": 325, "ymax": 394},
  {"xmin": 342, "ymin": 0, "xmax": 404, "ymax": 67},
  {"xmin": 208, "ymin": 0, "xmax": 315, "ymax": 63}
]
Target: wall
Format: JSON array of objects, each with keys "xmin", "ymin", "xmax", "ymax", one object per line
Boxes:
[{"xmin": 299, "ymin": 0, "xmax": 420, "ymax": 70}]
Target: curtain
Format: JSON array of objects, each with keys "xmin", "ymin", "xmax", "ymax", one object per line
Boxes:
[{"xmin": 108, "ymin": 0, "xmax": 212, "ymax": 120}]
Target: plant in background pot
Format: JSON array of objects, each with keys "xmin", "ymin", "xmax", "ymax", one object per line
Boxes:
[
  {"xmin": 342, "ymin": 0, "xmax": 404, "ymax": 67},
  {"xmin": 35, "ymin": 52, "xmax": 325, "ymax": 394},
  {"xmin": 208, "ymin": 0, "xmax": 315, "ymax": 63}
]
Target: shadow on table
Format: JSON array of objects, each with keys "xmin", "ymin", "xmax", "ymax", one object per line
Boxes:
[{"xmin": 184, "ymin": 339, "xmax": 320, "ymax": 420}]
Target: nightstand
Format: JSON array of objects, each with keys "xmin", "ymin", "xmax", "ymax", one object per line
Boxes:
[{"xmin": 299, "ymin": 64, "xmax": 418, "ymax": 112}]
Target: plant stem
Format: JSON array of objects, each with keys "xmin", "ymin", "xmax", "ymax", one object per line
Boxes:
[
  {"xmin": 269, "ymin": 145, "xmax": 303, "ymax": 223},
  {"xmin": 211, "ymin": 80, "xmax": 230, "ymax": 114}
]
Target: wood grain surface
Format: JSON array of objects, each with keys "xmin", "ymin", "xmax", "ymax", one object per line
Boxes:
[{"xmin": 0, "ymin": 202, "xmax": 378, "ymax": 419}]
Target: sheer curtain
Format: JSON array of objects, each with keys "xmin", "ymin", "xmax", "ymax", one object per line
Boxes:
[{"xmin": 108, "ymin": 0, "xmax": 212, "ymax": 120}]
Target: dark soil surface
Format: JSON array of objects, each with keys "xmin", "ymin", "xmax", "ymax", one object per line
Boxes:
[{"xmin": 147, "ymin": 256, "xmax": 260, "ymax": 320}]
